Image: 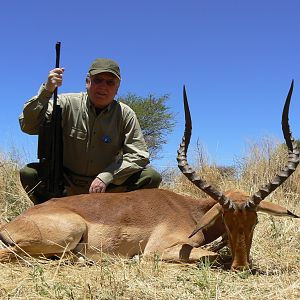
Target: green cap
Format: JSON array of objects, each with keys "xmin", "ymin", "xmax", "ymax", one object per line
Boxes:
[{"xmin": 88, "ymin": 58, "xmax": 121, "ymax": 79}]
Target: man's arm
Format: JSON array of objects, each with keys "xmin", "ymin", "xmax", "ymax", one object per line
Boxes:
[
  {"xmin": 96, "ymin": 109, "xmax": 149, "ymax": 188},
  {"xmin": 19, "ymin": 85, "xmax": 53, "ymax": 134},
  {"xmin": 19, "ymin": 68, "xmax": 65, "ymax": 135}
]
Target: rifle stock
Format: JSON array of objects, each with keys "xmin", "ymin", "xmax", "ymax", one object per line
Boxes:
[{"xmin": 38, "ymin": 42, "xmax": 65, "ymax": 198}]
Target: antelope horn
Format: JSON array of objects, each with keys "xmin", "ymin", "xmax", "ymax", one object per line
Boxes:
[
  {"xmin": 246, "ymin": 80, "xmax": 300, "ymax": 208},
  {"xmin": 177, "ymin": 85, "xmax": 235, "ymax": 210}
]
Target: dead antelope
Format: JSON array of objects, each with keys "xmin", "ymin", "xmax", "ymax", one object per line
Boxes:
[{"xmin": 0, "ymin": 82, "xmax": 298, "ymax": 270}]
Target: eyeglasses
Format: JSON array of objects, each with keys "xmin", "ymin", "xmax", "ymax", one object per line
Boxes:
[{"xmin": 90, "ymin": 77, "xmax": 117, "ymax": 87}]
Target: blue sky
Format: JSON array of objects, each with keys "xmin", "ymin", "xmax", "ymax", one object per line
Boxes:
[{"xmin": 1, "ymin": 1, "xmax": 299, "ymax": 171}]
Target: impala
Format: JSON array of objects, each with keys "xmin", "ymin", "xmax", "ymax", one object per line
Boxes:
[{"xmin": 0, "ymin": 82, "xmax": 298, "ymax": 270}]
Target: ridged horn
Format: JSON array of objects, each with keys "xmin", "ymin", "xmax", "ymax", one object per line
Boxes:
[
  {"xmin": 246, "ymin": 80, "xmax": 300, "ymax": 208},
  {"xmin": 177, "ymin": 85, "xmax": 235, "ymax": 210}
]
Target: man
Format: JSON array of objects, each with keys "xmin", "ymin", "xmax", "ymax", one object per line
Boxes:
[{"xmin": 19, "ymin": 58, "xmax": 162, "ymax": 204}]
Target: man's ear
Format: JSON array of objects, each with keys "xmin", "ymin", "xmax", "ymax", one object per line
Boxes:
[
  {"xmin": 115, "ymin": 80, "xmax": 121, "ymax": 95},
  {"xmin": 116, "ymin": 79, "xmax": 121, "ymax": 90},
  {"xmin": 86, "ymin": 76, "xmax": 91, "ymax": 89}
]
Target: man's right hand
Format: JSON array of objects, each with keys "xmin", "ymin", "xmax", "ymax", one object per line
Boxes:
[{"xmin": 45, "ymin": 68, "xmax": 65, "ymax": 93}]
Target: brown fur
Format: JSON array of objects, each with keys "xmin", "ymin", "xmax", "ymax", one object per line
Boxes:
[
  {"xmin": 0, "ymin": 189, "xmax": 224, "ymax": 263},
  {"xmin": 0, "ymin": 189, "xmax": 295, "ymax": 268}
]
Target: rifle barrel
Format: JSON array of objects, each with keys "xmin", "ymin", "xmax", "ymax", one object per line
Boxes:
[{"xmin": 53, "ymin": 42, "xmax": 61, "ymax": 107}]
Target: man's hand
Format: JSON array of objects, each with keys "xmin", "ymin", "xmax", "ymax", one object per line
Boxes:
[
  {"xmin": 89, "ymin": 177, "xmax": 107, "ymax": 193},
  {"xmin": 45, "ymin": 68, "xmax": 65, "ymax": 93}
]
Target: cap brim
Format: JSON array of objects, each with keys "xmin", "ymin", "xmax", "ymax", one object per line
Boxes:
[{"xmin": 89, "ymin": 69, "xmax": 121, "ymax": 79}]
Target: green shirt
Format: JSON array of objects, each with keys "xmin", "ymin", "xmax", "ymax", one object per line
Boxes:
[{"xmin": 19, "ymin": 85, "xmax": 150, "ymax": 185}]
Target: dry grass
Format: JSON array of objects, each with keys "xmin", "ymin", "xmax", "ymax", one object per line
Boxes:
[
  {"xmin": 0, "ymin": 151, "xmax": 32, "ymax": 223},
  {"xmin": 1, "ymin": 241, "xmax": 300, "ymax": 300},
  {"xmin": 1, "ymin": 138, "xmax": 300, "ymax": 299}
]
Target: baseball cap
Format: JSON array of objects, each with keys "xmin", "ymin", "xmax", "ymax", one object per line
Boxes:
[{"xmin": 88, "ymin": 58, "xmax": 121, "ymax": 79}]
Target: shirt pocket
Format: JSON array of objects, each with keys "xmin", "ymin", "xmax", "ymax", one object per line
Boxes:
[{"xmin": 69, "ymin": 127, "xmax": 87, "ymax": 140}]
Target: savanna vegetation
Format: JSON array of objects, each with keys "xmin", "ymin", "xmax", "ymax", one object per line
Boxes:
[{"xmin": 0, "ymin": 137, "xmax": 300, "ymax": 299}]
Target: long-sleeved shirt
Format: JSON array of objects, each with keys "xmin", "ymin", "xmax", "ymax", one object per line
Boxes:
[{"xmin": 19, "ymin": 85, "xmax": 150, "ymax": 185}]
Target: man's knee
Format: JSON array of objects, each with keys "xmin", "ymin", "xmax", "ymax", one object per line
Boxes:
[
  {"xmin": 146, "ymin": 168, "xmax": 162, "ymax": 188},
  {"xmin": 19, "ymin": 164, "xmax": 39, "ymax": 190},
  {"xmin": 112, "ymin": 167, "xmax": 162, "ymax": 192},
  {"xmin": 19, "ymin": 163, "xmax": 50, "ymax": 205},
  {"xmin": 140, "ymin": 167, "xmax": 162, "ymax": 189}
]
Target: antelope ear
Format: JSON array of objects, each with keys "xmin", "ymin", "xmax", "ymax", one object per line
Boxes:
[
  {"xmin": 257, "ymin": 201, "xmax": 299, "ymax": 218},
  {"xmin": 189, "ymin": 203, "xmax": 223, "ymax": 238}
]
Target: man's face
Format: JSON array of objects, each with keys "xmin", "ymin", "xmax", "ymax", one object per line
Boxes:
[{"xmin": 86, "ymin": 72, "xmax": 120, "ymax": 108}]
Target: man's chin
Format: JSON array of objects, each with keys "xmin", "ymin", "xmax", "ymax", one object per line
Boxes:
[{"xmin": 92, "ymin": 98, "xmax": 112, "ymax": 108}]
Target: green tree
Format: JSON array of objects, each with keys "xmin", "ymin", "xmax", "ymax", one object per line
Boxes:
[{"xmin": 118, "ymin": 93, "xmax": 175, "ymax": 160}]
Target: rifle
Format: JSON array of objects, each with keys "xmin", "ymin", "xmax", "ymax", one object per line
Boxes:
[{"xmin": 37, "ymin": 41, "xmax": 65, "ymax": 198}]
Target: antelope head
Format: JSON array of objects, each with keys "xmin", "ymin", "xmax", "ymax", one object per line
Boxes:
[{"xmin": 177, "ymin": 82, "xmax": 300, "ymax": 270}]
